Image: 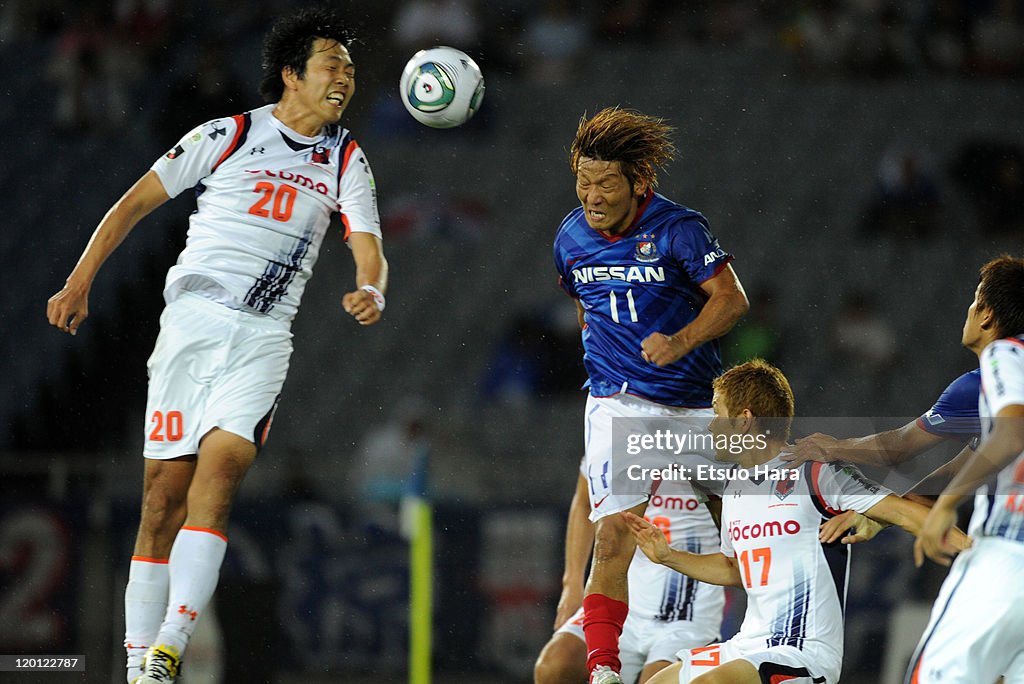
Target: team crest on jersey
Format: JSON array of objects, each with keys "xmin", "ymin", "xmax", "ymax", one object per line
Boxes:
[
  {"xmin": 165, "ymin": 144, "xmax": 184, "ymax": 160},
  {"xmin": 311, "ymin": 145, "xmax": 331, "ymax": 165},
  {"xmin": 635, "ymin": 238, "xmax": 659, "ymax": 263},
  {"xmin": 774, "ymin": 477, "xmax": 796, "ymax": 501}
]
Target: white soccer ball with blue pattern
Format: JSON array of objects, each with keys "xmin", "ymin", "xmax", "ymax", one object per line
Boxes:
[{"xmin": 399, "ymin": 46, "xmax": 485, "ymax": 129}]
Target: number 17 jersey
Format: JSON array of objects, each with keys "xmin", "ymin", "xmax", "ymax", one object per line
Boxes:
[
  {"xmin": 720, "ymin": 456, "xmax": 891, "ymax": 684},
  {"xmin": 151, "ymin": 103, "xmax": 381, "ymax": 323}
]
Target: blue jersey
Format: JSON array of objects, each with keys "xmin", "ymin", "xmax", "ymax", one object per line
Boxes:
[
  {"xmin": 916, "ymin": 369, "xmax": 982, "ymax": 443},
  {"xmin": 553, "ymin": 191, "xmax": 732, "ymax": 407}
]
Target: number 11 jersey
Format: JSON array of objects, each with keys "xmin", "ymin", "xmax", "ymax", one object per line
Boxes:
[{"xmin": 553, "ymin": 191, "xmax": 732, "ymax": 407}]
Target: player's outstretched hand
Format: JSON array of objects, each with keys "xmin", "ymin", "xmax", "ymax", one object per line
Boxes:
[
  {"xmin": 553, "ymin": 584, "xmax": 583, "ymax": 631},
  {"xmin": 819, "ymin": 510, "xmax": 885, "ymax": 545},
  {"xmin": 46, "ymin": 283, "xmax": 89, "ymax": 336},
  {"xmin": 914, "ymin": 504, "xmax": 971, "ymax": 567},
  {"xmin": 640, "ymin": 332, "xmax": 688, "ymax": 367},
  {"xmin": 621, "ymin": 511, "xmax": 671, "ymax": 564},
  {"xmin": 781, "ymin": 433, "xmax": 840, "ymax": 468},
  {"xmin": 342, "ymin": 289, "xmax": 382, "ymax": 326}
]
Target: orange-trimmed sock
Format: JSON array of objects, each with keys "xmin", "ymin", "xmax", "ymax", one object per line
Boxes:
[{"xmin": 154, "ymin": 526, "xmax": 227, "ymax": 656}]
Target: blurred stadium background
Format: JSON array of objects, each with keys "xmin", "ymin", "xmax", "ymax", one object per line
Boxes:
[{"xmin": 1, "ymin": 0, "xmax": 1022, "ymax": 681}]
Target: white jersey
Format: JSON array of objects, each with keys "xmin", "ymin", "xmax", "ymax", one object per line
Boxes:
[
  {"xmin": 719, "ymin": 455, "xmax": 890, "ymax": 684},
  {"xmin": 151, "ymin": 104, "xmax": 381, "ymax": 323},
  {"xmin": 971, "ymin": 336, "xmax": 1024, "ymax": 543},
  {"xmin": 630, "ymin": 481, "xmax": 724, "ymax": 624}
]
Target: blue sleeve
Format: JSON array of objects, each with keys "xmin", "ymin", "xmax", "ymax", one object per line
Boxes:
[
  {"xmin": 666, "ymin": 216, "xmax": 732, "ymax": 284},
  {"xmin": 553, "ymin": 232, "xmax": 578, "ymax": 298},
  {"xmin": 916, "ymin": 370, "xmax": 982, "ymax": 441}
]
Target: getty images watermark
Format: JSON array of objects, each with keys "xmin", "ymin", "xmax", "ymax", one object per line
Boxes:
[
  {"xmin": 624, "ymin": 429, "xmax": 796, "ymax": 483},
  {"xmin": 609, "ymin": 417, "xmax": 799, "ymax": 496}
]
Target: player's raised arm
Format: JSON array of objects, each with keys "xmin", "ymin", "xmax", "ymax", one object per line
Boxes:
[
  {"xmin": 904, "ymin": 443, "xmax": 975, "ymax": 502},
  {"xmin": 621, "ymin": 512, "xmax": 742, "ymax": 587},
  {"xmin": 785, "ymin": 370, "xmax": 982, "ymax": 468},
  {"xmin": 47, "ymin": 170, "xmax": 171, "ymax": 335},
  {"xmin": 916, "ymin": 402, "xmax": 1024, "ymax": 566},
  {"xmin": 858, "ymin": 493, "xmax": 971, "ymax": 563},
  {"xmin": 785, "ymin": 421, "xmax": 944, "ymax": 468},
  {"xmin": 342, "ymin": 231, "xmax": 387, "ymax": 325},
  {"xmin": 642, "ymin": 264, "xmax": 748, "ymax": 367}
]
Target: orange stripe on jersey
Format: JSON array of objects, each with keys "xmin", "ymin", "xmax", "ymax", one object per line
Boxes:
[
  {"xmin": 338, "ymin": 138, "xmax": 359, "ymax": 240},
  {"xmin": 340, "ymin": 139, "xmax": 359, "ymax": 177},
  {"xmin": 212, "ymin": 114, "xmax": 246, "ymax": 172},
  {"xmin": 908, "ymin": 655, "xmax": 923, "ymax": 684},
  {"xmin": 131, "ymin": 555, "xmax": 169, "ymax": 564},
  {"xmin": 810, "ymin": 462, "xmax": 842, "ymax": 517},
  {"xmin": 340, "ymin": 213, "xmax": 352, "ymax": 241},
  {"xmin": 181, "ymin": 525, "xmax": 228, "ymax": 543},
  {"xmin": 1005, "ymin": 337, "xmax": 1024, "ymax": 350}
]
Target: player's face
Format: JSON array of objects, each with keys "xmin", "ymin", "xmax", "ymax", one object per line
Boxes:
[
  {"xmin": 961, "ymin": 284, "xmax": 985, "ymax": 351},
  {"xmin": 296, "ymin": 38, "xmax": 355, "ymax": 125},
  {"xmin": 709, "ymin": 391, "xmax": 739, "ymax": 463},
  {"xmin": 575, "ymin": 158, "xmax": 643, "ymax": 236}
]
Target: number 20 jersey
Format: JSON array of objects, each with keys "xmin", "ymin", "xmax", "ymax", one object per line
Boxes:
[
  {"xmin": 553, "ymin": 192, "xmax": 733, "ymax": 407},
  {"xmin": 151, "ymin": 103, "xmax": 381, "ymax": 323}
]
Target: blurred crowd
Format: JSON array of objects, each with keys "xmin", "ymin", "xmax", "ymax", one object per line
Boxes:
[
  {"xmin": 3, "ymin": 0, "xmax": 1022, "ymax": 431},
  {"xmin": 2, "ymin": 0, "xmax": 1022, "ymax": 136}
]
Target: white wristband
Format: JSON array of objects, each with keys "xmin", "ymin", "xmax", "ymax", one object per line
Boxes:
[{"xmin": 360, "ymin": 285, "xmax": 386, "ymax": 312}]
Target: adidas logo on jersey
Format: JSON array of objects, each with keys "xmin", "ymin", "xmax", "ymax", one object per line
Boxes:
[
  {"xmin": 572, "ymin": 265, "xmax": 666, "ymax": 284},
  {"xmin": 703, "ymin": 248, "xmax": 726, "ymax": 266}
]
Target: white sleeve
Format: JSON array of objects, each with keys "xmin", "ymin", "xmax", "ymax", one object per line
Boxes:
[
  {"xmin": 815, "ymin": 462, "xmax": 892, "ymax": 514},
  {"xmin": 337, "ymin": 141, "xmax": 381, "ymax": 238},
  {"xmin": 719, "ymin": 513, "xmax": 734, "ymax": 558},
  {"xmin": 150, "ymin": 117, "xmax": 241, "ymax": 199},
  {"xmin": 981, "ymin": 339, "xmax": 1024, "ymax": 416}
]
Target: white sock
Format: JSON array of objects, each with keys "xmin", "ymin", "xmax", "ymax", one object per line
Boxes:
[
  {"xmin": 124, "ymin": 557, "xmax": 169, "ymax": 683},
  {"xmin": 154, "ymin": 527, "xmax": 228, "ymax": 656}
]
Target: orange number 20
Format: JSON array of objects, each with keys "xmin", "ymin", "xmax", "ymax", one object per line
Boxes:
[
  {"xmin": 248, "ymin": 182, "xmax": 296, "ymax": 222},
  {"xmin": 149, "ymin": 410, "xmax": 183, "ymax": 442}
]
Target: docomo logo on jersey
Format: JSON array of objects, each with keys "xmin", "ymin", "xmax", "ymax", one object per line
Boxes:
[
  {"xmin": 727, "ymin": 518, "xmax": 801, "ymax": 541},
  {"xmin": 246, "ymin": 169, "xmax": 330, "ymax": 196},
  {"xmin": 649, "ymin": 494, "xmax": 700, "ymax": 511}
]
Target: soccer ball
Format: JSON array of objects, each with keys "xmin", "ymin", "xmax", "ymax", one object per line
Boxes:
[{"xmin": 399, "ymin": 46, "xmax": 485, "ymax": 129}]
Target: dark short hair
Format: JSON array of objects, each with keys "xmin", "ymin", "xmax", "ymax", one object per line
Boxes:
[
  {"xmin": 570, "ymin": 107, "xmax": 675, "ymax": 192},
  {"xmin": 978, "ymin": 255, "xmax": 1024, "ymax": 339},
  {"xmin": 259, "ymin": 6, "xmax": 352, "ymax": 103}
]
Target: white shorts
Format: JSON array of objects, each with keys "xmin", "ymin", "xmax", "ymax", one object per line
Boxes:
[
  {"xmin": 906, "ymin": 537, "xmax": 1024, "ymax": 684},
  {"xmin": 556, "ymin": 607, "xmax": 716, "ymax": 684},
  {"xmin": 583, "ymin": 393, "xmax": 717, "ymax": 521},
  {"xmin": 143, "ymin": 293, "xmax": 292, "ymax": 459},
  {"xmin": 676, "ymin": 640, "xmax": 831, "ymax": 683}
]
